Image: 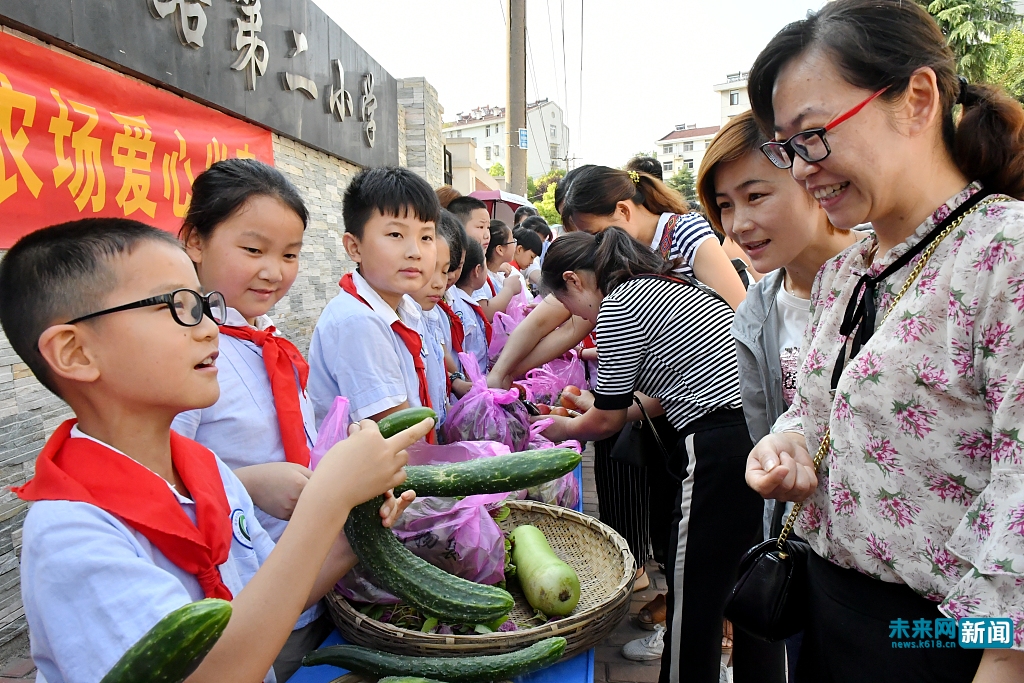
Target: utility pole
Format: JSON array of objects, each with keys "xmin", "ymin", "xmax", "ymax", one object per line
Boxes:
[{"xmin": 506, "ymin": 0, "xmax": 527, "ymax": 196}]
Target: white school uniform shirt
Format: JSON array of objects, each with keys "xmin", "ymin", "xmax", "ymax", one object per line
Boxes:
[
  {"xmin": 443, "ymin": 287, "xmax": 462, "ymax": 373},
  {"xmin": 171, "ymin": 308, "xmax": 322, "ymax": 629},
  {"xmin": 21, "ymin": 427, "xmax": 277, "ymax": 683},
  {"xmin": 450, "ymin": 287, "xmax": 489, "ymax": 375},
  {"xmin": 172, "ymin": 308, "xmax": 317, "ymax": 543},
  {"xmin": 419, "ymin": 305, "xmax": 449, "ymax": 427},
  {"xmin": 308, "ymin": 270, "xmax": 427, "ymax": 424}
]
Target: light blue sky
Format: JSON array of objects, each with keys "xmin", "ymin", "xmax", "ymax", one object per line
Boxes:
[{"xmin": 314, "ymin": 0, "xmax": 826, "ymax": 168}]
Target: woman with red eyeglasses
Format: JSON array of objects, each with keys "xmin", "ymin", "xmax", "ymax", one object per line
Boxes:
[{"xmin": 742, "ymin": 0, "xmax": 1024, "ymax": 681}]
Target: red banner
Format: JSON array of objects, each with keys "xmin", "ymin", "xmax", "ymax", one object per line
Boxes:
[{"xmin": 0, "ymin": 31, "xmax": 274, "ymax": 248}]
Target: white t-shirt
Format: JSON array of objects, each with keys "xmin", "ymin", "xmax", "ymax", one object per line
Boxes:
[
  {"xmin": 308, "ymin": 271, "xmax": 427, "ymax": 424},
  {"xmin": 775, "ymin": 282, "xmax": 811, "ymax": 407}
]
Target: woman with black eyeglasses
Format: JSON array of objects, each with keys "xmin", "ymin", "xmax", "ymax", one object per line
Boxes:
[{"xmin": 743, "ymin": 1, "xmax": 1024, "ymax": 681}]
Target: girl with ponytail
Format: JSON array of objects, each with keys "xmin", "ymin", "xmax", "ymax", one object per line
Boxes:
[
  {"xmin": 744, "ymin": 0, "xmax": 1024, "ymax": 679},
  {"xmin": 538, "ymin": 228, "xmax": 764, "ymax": 683}
]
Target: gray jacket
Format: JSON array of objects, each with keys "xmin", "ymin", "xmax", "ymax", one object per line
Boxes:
[
  {"xmin": 731, "ymin": 269, "xmax": 790, "ymax": 539},
  {"xmin": 731, "ymin": 269, "xmax": 788, "ymax": 445}
]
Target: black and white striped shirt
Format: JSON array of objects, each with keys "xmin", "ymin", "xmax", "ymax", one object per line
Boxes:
[
  {"xmin": 654, "ymin": 212, "xmax": 716, "ymax": 276},
  {"xmin": 592, "ymin": 275, "xmax": 742, "ymax": 432}
]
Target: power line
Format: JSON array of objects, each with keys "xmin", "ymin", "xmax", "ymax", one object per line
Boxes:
[
  {"xmin": 577, "ymin": 0, "xmax": 584, "ymax": 161},
  {"xmin": 560, "ymin": 0, "xmax": 569, "ymax": 160},
  {"xmin": 497, "ymin": 0, "xmax": 507, "ymax": 28},
  {"xmin": 545, "ymin": 0, "xmax": 563, "ymax": 107},
  {"xmin": 525, "ymin": 27, "xmax": 556, "ymax": 169}
]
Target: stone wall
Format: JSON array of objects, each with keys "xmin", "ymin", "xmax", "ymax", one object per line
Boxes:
[
  {"xmin": 397, "ymin": 77, "xmax": 445, "ymax": 187},
  {"xmin": 265, "ymin": 134, "xmax": 359, "ymax": 352}
]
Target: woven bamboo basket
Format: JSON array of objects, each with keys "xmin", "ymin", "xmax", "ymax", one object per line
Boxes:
[{"xmin": 326, "ymin": 499, "xmax": 635, "ymax": 658}]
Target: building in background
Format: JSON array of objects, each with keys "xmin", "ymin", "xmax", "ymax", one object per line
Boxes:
[
  {"xmin": 444, "ymin": 137, "xmax": 501, "ymax": 195},
  {"xmin": 713, "ymin": 71, "xmax": 750, "ymax": 127},
  {"xmin": 443, "ymin": 98, "xmax": 570, "ymax": 179},
  {"xmin": 655, "ymin": 125, "xmax": 720, "ymax": 180},
  {"xmin": 654, "ymin": 71, "xmax": 751, "ymax": 182}
]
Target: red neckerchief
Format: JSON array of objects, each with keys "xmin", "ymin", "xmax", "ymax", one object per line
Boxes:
[
  {"xmin": 466, "ymin": 298, "xmax": 493, "ymax": 344},
  {"xmin": 437, "ymin": 300, "xmax": 465, "ymax": 354},
  {"xmin": 219, "ymin": 325, "xmax": 310, "ymax": 467},
  {"xmin": 339, "ymin": 274, "xmax": 436, "ymax": 442},
  {"xmin": 486, "ymin": 276, "xmax": 497, "ymax": 297},
  {"xmin": 13, "ymin": 420, "xmax": 233, "ymax": 599}
]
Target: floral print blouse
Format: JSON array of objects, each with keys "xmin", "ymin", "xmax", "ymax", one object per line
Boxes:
[{"xmin": 773, "ymin": 183, "xmax": 1024, "ymax": 649}]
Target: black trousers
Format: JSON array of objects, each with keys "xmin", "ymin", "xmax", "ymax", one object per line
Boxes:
[
  {"xmin": 593, "ymin": 434, "xmax": 653, "ymax": 566},
  {"xmin": 795, "ymin": 552, "xmax": 982, "ymax": 683},
  {"xmin": 658, "ymin": 409, "xmax": 767, "ymax": 683}
]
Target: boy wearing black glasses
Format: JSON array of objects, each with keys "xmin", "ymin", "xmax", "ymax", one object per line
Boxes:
[{"xmin": 0, "ymin": 218, "xmax": 431, "ymax": 683}]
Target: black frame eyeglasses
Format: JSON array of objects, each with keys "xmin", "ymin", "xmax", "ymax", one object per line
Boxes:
[
  {"xmin": 66, "ymin": 289, "xmax": 228, "ymax": 327},
  {"xmin": 761, "ymin": 88, "xmax": 887, "ymax": 170}
]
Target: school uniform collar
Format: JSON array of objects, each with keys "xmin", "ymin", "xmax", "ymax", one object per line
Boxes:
[
  {"xmin": 649, "ymin": 212, "xmax": 674, "ymax": 251},
  {"xmin": 348, "ymin": 270, "xmax": 422, "ymax": 328},
  {"xmin": 69, "ymin": 425, "xmax": 192, "ymax": 504},
  {"xmin": 222, "ymin": 307, "xmax": 274, "ymax": 331},
  {"xmin": 451, "ymin": 287, "xmax": 479, "ymax": 306}
]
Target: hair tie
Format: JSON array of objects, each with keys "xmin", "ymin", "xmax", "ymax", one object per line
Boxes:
[
  {"xmin": 628, "ymin": 170, "xmax": 640, "ymax": 184},
  {"xmin": 956, "ymin": 76, "xmax": 969, "ymax": 105}
]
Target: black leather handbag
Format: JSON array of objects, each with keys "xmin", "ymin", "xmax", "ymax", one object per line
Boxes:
[{"xmin": 609, "ymin": 396, "xmax": 681, "ymax": 483}]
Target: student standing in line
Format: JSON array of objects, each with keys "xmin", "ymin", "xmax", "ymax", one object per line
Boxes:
[
  {"xmin": 307, "ymin": 168, "xmax": 439, "ymax": 430},
  {"xmin": 484, "ymin": 219, "xmax": 520, "ymax": 296},
  {"xmin": 518, "ymin": 217, "xmax": 551, "ymax": 285},
  {"xmin": 2, "ymin": 219, "xmax": 429, "ymax": 683},
  {"xmin": 449, "ymin": 239, "xmax": 492, "ymax": 375},
  {"xmin": 536, "ymin": 228, "xmax": 763, "ymax": 683},
  {"xmin": 514, "ymin": 205, "xmax": 538, "ymax": 226},
  {"xmin": 170, "ymin": 159, "xmax": 332, "ymax": 680},
  {"xmin": 447, "ymin": 196, "xmax": 491, "ymax": 254},
  {"xmin": 512, "ymin": 227, "xmax": 544, "ymax": 292},
  {"xmin": 745, "ymin": 0, "xmax": 1024, "ymax": 679},
  {"xmin": 697, "ymin": 110, "xmax": 863, "ymax": 683},
  {"xmin": 411, "ymin": 209, "xmax": 469, "ymax": 426}
]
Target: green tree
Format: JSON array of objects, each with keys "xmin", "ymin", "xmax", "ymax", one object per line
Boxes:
[
  {"xmin": 665, "ymin": 167, "xmax": 696, "ymax": 202},
  {"xmin": 920, "ymin": 0, "xmax": 1019, "ymax": 83},
  {"xmin": 527, "ymin": 175, "xmax": 538, "ymax": 201},
  {"xmin": 535, "ymin": 169, "xmax": 565, "ymax": 200},
  {"xmin": 987, "ymin": 27, "xmax": 1024, "ymax": 103},
  {"xmin": 535, "ymin": 182, "xmax": 560, "ymax": 225},
  {"xmin": 488, "ymin": 162, "xmax": 505, "ymax": 177}
]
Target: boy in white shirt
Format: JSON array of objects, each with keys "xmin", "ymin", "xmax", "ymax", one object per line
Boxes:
[
  {"xmin": 0, "ymin": 218, "xmax": 430, "ymax": 683},
  {"xmin": 307, "ymin": 168, "xmax": 439, "ymax": 429}
]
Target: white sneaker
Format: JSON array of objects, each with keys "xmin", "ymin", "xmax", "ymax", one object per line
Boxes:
[{"xmin": 621, "ymin": 624, "xmax": 666, "ymax": 661}]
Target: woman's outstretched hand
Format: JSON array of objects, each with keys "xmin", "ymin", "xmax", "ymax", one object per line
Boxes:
[{"xmin": 746, "ymin": 432, "xmax": 817, "ymax": 503}]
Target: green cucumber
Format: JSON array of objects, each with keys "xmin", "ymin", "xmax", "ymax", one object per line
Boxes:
[
  {"xmin": 345, "ymin": 496, "xmax": 514, "ymax": 623},
  {"xmin": 396, "ymin": 448, "xmax": 582, "ymax": 498},
  {"xmin": 349, "ymin": 409, "xmax": 579, "ymax": 623},
  {"xmin": 511, "ymin": 525, "xmax": 580, "ymax": 617},
  {"xmin": 303, "ymin": 637, "xmax": 567, "ymax": 682},
  {"xmin": 378, "ymin": 407, "xmax": 438, "ymax": 438},
  {"xmin": 379, "ymin": 678, "xmax": 447, "ymax": 683},
  {"xmin": 100, "ymin": 598, "xmax": 231, "ymax": 683}
]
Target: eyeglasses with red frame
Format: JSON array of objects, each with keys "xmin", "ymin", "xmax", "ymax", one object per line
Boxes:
[{"xmin": 761, "ymin": 88, "xmax": 888, "ymax": 170}]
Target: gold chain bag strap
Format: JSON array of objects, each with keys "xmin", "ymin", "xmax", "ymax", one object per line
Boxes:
[{"xmin": 725, "ymin": 193, "xmax": 1000, "ymax": 642}]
